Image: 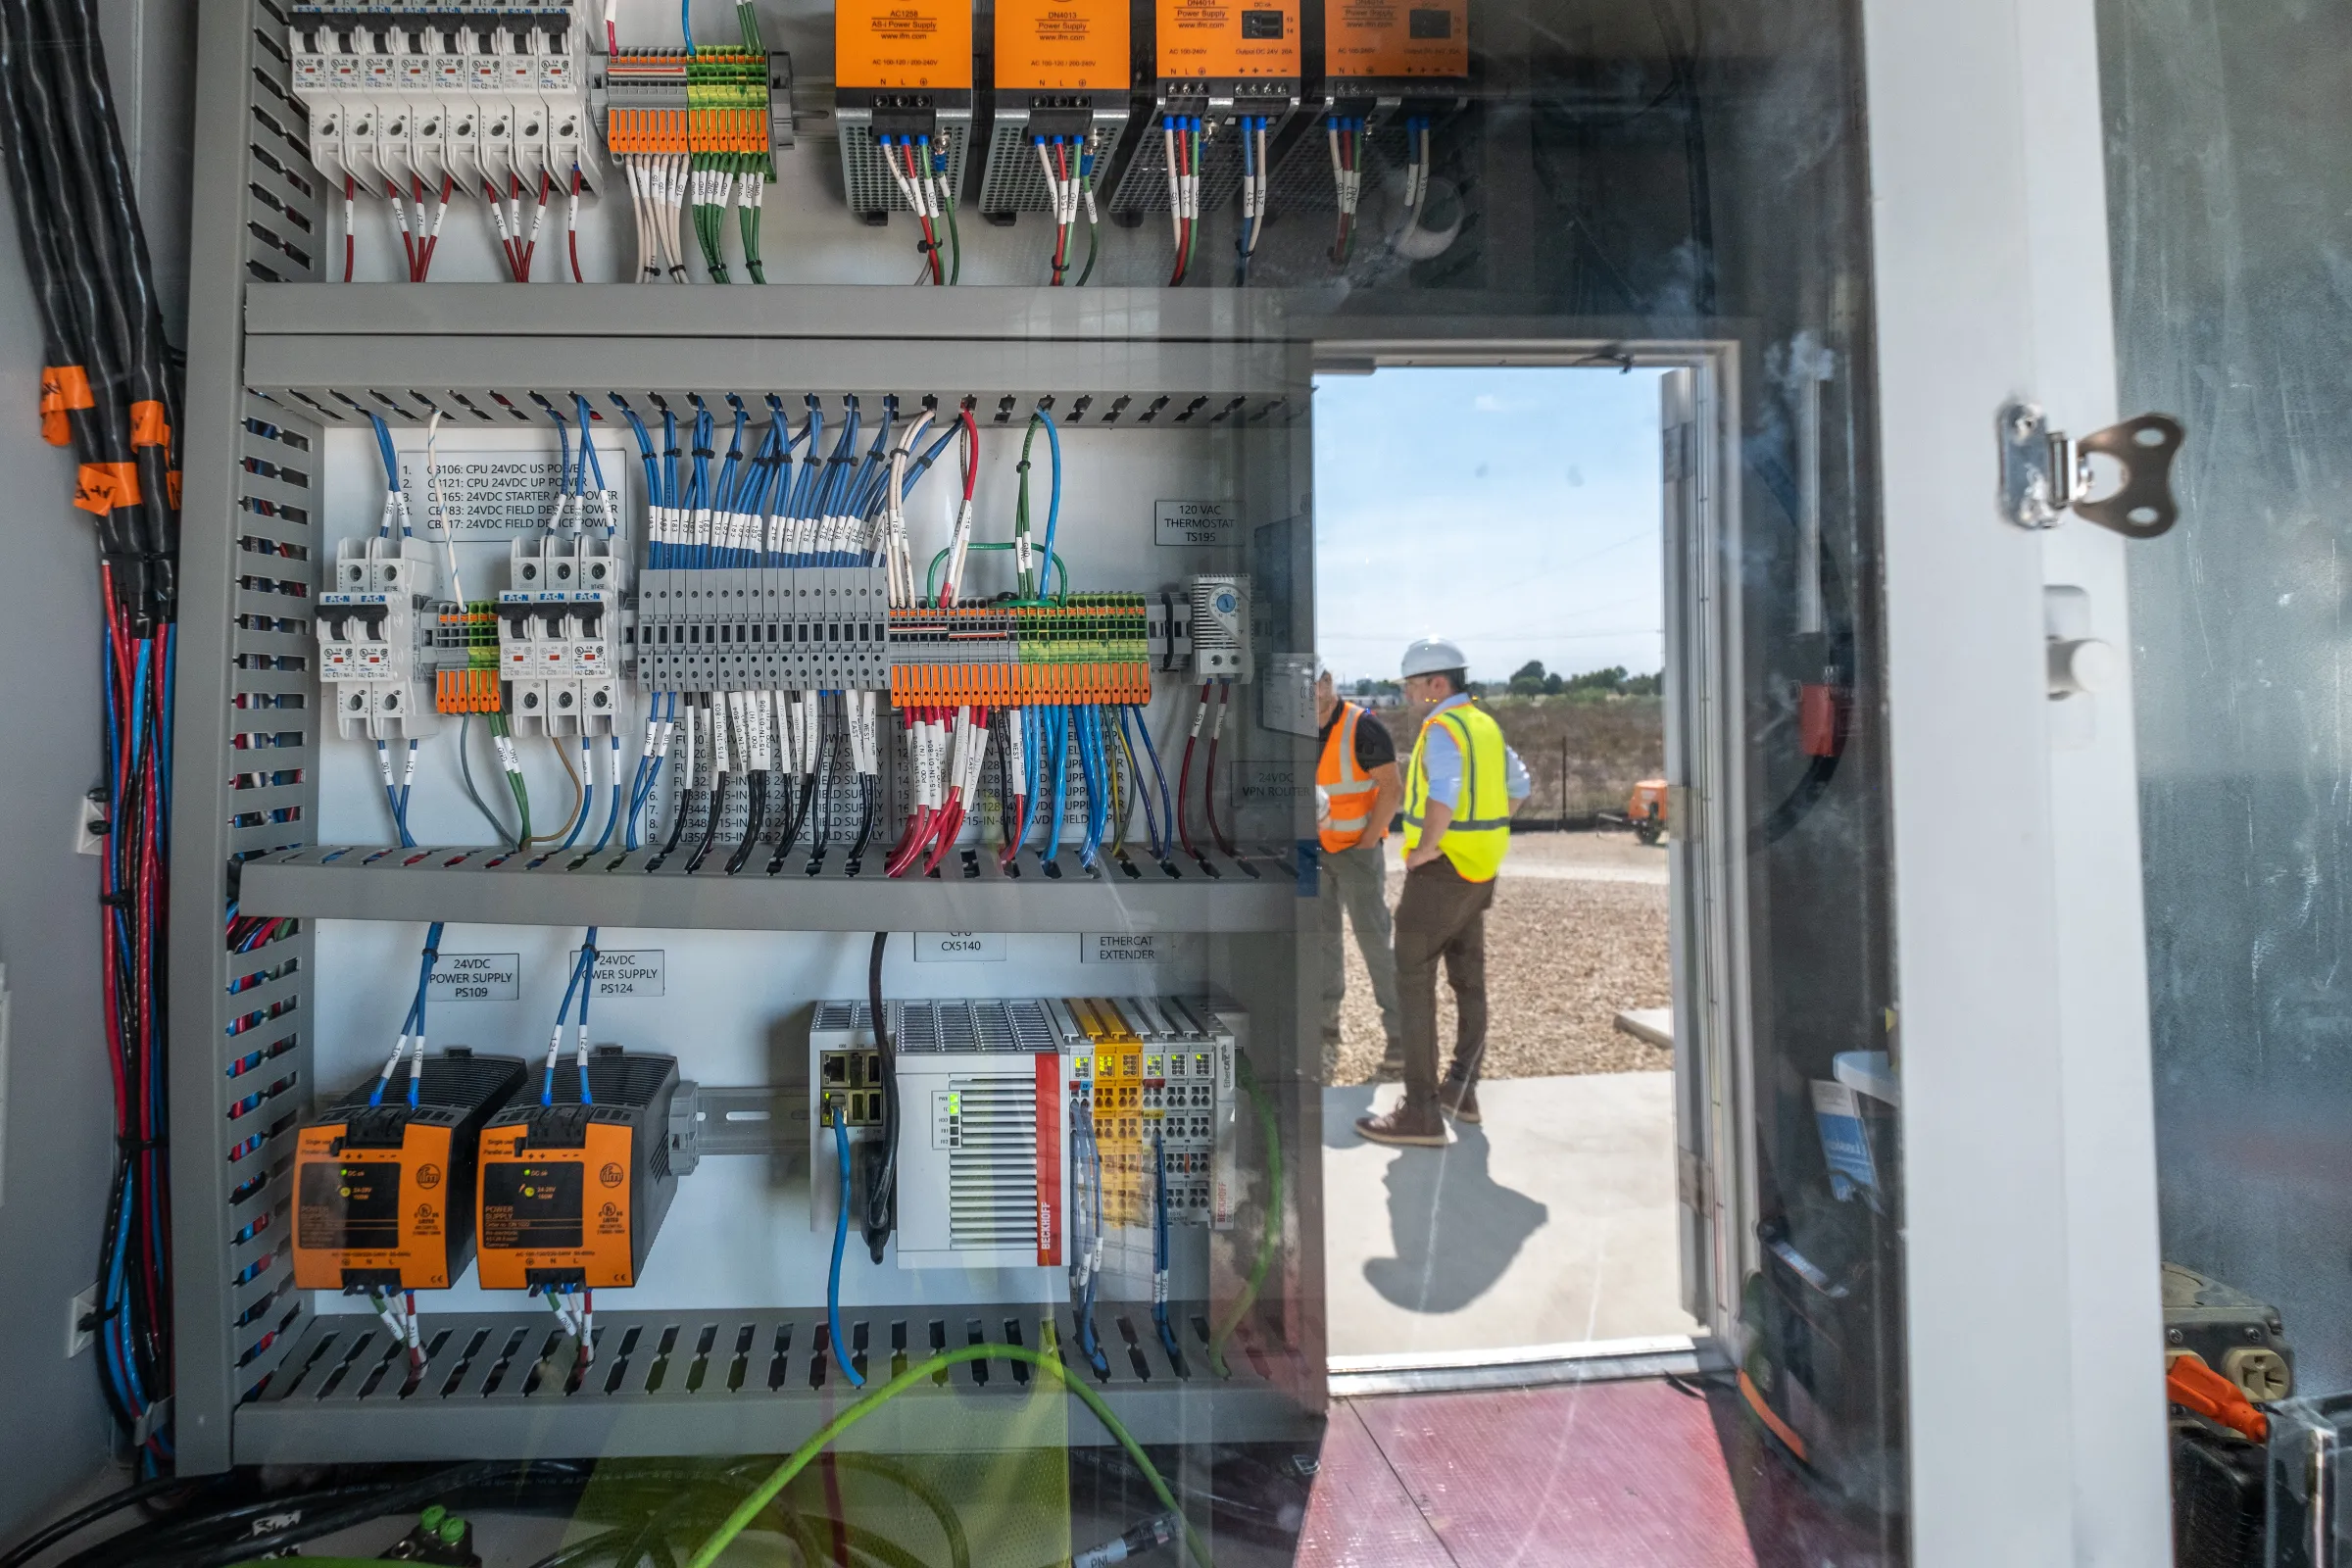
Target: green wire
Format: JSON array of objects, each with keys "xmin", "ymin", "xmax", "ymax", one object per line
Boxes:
[
  {"xmin": 457, "ymin": 714, "xmax": 517, "ymax": 849},
  {"xmin": 923, "ymin": 541, "xmax": 1070, "ymax": 606},
  {"xmin": 944, "ymin": 191, "xmax": 961, "ymax": 286},
  {"xmin": 489, "ymin": 712, "xmax": 534, "ymax": 846},
  {"xmin": 1013, "ymin": 416, "xmax": 1042, "ymax": 597},
  {"xmin": 830, "ymin": 1454, "xmax": 972, "ymax": 1568},
  {"xmin": 682, "ymin": 1344, "xmax": 1212, "ymax": 1568},
  {"xmin": 1208, "ymin": 1052, "xmax": 1281, "ymax": 1379},
  {"xmin": 740, "ymin": 200, "xmax": 764, "ymax": 284}
]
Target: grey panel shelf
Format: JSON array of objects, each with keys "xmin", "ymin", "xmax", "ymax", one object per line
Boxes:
[
  {"xmin": 244, "ymin": 331, "xmax": 1306, "ymax": 427},
  {"xmin": 246, "ymin": 282, "xmax": 1324, "ymax": 344},
  {"xmin": 237, "ymin": 1302, "xmax": 1317, "ymax": 1462},
  {"xmin": 239, "ymin": 844, "xmax": 1302, "ymax": 933}
]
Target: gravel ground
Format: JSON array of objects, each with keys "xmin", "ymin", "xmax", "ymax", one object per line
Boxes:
[{"xmin": 1328, "ymin": 837, "xmax": 1673, "ymax": 1085}]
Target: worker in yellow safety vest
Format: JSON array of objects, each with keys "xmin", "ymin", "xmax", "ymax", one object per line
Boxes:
[
  {"xmin": 1315, "ymin": 666, "xmax": 1405, "ymax": 1082},
  {"xmin": 1355, "ymin": 638, "xmax": 1531, "ymax": 1148}
]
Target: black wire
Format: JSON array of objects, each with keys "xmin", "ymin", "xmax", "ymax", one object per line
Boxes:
[
  {"xmin": 846, "ymin": 774, "xmax": 876, "ymax": 875},
  {"xmin": 723, "ymin": 770, "xmax": 769, "ymax": 875},
  {"xmin": 684, "ymin": 769, "xmax": 729, "ymax": 873},
  {"xmin": 766, "ymin": 775, "xmax": 815, "ymax": 875},
  {"xmin": 862, "ymin": 931, "xmax": 897, "ymax": 1261},
  {"xmin": 0, "ymin": 1468, "xmax": 198, "ymax": 1566}
]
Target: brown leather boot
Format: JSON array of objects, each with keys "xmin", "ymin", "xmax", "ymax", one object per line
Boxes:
[
  {"xmin": 1354, "ymin": 1102, "xmax": 1450, "ymax": 1147},
  {"xmin": 1440, "ymin": 1075, "xmax": 1482, "ymax": 1125}
]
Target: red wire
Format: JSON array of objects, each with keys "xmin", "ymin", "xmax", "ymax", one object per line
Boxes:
[
  {"xmin": 1051, "ymin": 142, "xmax": 1069, "ymax": 284},
  {"xmin": 1175, "ymin": 681, "xmax": 1206, "ymax": 860},
  {"xmin": 568, "ymin": 166, "xmax": 584, "ymax": 282},
  {"xmin": 396, "ymin": 189, "xmax": 416, "ymax": 281},
  {"xmin": 519, "ymin": 171, "xmax": 551, "ymax": 279},
  {"xmin": 1204, "ymin": 682, "xmax": 1238, "ymax": 857},
  {"xmin": 959, "ymin": 407, "xmax": 980, "ymax": 499},
  {"xmin": 343, "ymin": 175, "xmax": 356, "ymax": 281}
]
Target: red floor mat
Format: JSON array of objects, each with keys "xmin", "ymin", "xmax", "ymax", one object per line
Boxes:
[{"xmin": 1298, "ymin": 1379, "xmax": 1895, "ymax": 1567}]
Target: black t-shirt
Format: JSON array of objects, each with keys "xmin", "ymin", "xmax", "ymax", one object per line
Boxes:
[{"xmin": 1319, "ymin": 704, "xmax": 1397, "ymax": 772}]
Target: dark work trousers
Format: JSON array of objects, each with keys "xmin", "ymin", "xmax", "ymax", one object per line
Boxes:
[{"xmin": 1394, "ymin": 857, "xmax": 1497, "ymax": 1110}]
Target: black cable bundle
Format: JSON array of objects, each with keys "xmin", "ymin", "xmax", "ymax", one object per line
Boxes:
[
  {"xmin": 862, "ymin": 932, "xmax": 898, "ymax": 1262},
  {"xmin": 0, "ymin": 0, "xmax": 179, "ymax": 1469}
]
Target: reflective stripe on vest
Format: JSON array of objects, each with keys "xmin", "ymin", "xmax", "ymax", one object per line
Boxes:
[
  {"xmin": 1318, "ymin": 702, "xmax": 1379, "ymax": 853},
  {"xmin": 1401, "ymin": 702, "xmax": 1512, "ymax": 881}
]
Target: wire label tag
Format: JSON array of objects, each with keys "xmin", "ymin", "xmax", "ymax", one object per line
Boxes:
[
  {"xmin": 567, "ymin": 948, "xmax": 666, "ymax": 997},
  {"xmin": 1154, "ymin": 499, "xmax": 1239, "ymax": 547},
  {"xmin": 914, "ymin": 932, "xmax": 1006, "ymax": 962},
  {"xmin": 399, "ymin": 447, "xmax": 631, "ymax": 539},
  {"xmin": 429, "ymin": 953, "xmax": 520, "ymax": 1001}
]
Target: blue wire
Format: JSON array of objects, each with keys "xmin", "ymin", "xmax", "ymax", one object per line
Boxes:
[
  {"xmin": 368, "ymin": 412, "xmax": 400, "ymax": 496},
  {"xmin": 829, "ymin": 1110, "xmax": 865, "ymax": 1387},
  {"xmin": 591, "ymin": 737, "xmax": 625, "ymax": 851},
  {"xmin": 681, "ymin": 0, "xmax": 695, "ymax": 52},
  {"xmin": 1018, "ymin": 707, "xmax": 1043, "ymax": 854},
  {"xmin": 1128, "ymin": 706, "xmax": 1175, "ymax": 859},
  {"xmin": 543, "ymin": 937, "xmax": 594, "ymax": 1105},
  {"xmin": 1075, "ymin": 707, "xmax": 1103, "ymax": 867},
  {"xmin": 661, "ymin": 407, "xmax": 679, "ymax": 511},
  {"xmin": 1042, "ymin": 706, "xmax": 1071, "ymax": 864},
  {"xmin": 574, "ymin": 393, "xmax": 608, "ymax": 497},
  {"xmin": 576, "ymin": 926, "xmax": 598, "ymax": 1103},
  {"xmin": 545, "ymin": 407, "xmax": 572, "ymax": 522}
]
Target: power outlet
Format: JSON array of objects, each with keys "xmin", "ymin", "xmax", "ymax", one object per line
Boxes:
[{"xmin": 68, "ymin": 1283, "xmax": 95, "ymax": 1358}]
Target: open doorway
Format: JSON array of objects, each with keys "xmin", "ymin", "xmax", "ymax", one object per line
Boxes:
[{"xmin": 1311, "ymin": 362, "xmax": 1702, "ymax": 1365}]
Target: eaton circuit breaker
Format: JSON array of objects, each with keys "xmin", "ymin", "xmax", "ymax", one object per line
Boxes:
[
  {"xmin": 497, "ymin": 536, "xmax": 626, "ymax": 734},
  {"xmin": 319, "ymin": 534, "xmax": 445, "ymax": 739},
  {"xmin": 287, "ymin": 6, "xmax": 598, "ymax": 225}
]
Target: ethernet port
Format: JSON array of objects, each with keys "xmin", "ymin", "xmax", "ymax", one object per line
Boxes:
[{"xmin": 822, "ymin": 1053, "xmax": 850, "ymax": 1086}]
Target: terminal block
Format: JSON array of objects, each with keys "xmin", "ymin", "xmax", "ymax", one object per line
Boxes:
[
  {"xmin": 887, "ymin": 594, "xmax": 1153, "ymax": 707},
  {"xmin": 599, "ymin": 46, "xmax": 792, "ymax": 168},
  {"xmin": 636, "ymin": 562, "xmax": 889, "ymax": 694},
  {"xmin": 288, "ymin": 6, "xmax": 598, "ymax": 214},
  {"xmin": 320, "ymin": 534, "xmax": 444, "ymax": 740},
  {"xmin": 497, "ymin": 536, "xmax": 624, "ymax": 734},
  {"xmin": 1059, "ymin": 996, "xmax": 1239, "ymax": 1287}
]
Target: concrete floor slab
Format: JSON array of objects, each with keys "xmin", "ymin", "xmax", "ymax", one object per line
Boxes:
[{"xmin": 1322, "ymin": 1072, "xmax": 1698, "ymax": 1359}]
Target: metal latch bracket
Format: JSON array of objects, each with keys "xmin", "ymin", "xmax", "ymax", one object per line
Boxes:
[{"xmin": 1998, "ymin": 402, "xmax": 2184, "ymax": 538}]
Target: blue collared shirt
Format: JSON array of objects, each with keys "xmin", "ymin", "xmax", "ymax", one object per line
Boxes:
[{"xmin": 1415, "ymin": 694, "xmax": 1532, "ymax": 809}]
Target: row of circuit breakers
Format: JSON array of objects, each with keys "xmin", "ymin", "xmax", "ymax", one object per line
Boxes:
[
  {"xmin": 318, "ymin": 531, "xmax": 1252, "ymax": 739},
  {"xmin": 284, "ymin": 0, "xmax": 1469, "ymax": 223},
  {"xmin": 294, "ymin": 996, "xmax": 1241, "ymax": 1295}
]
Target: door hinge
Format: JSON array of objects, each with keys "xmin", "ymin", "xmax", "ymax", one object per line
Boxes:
[
  {"xmin": 1997, "ymin": 401, "xmax": 2184, "ymax": 537},
  {"xmin": 1678, "ymin": 1150, "xmax": 1712, "ymax": 1213}
]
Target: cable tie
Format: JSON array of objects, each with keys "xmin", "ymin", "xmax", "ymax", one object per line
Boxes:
[{"xmin": 115, "ymin": 1134, "xmax": 169, "ymax": 1152}]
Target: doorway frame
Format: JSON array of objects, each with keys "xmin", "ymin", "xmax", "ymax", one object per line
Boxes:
[{"xmin": 1307, "ymin": 333, "xmax": 1752, "ymax": 1356}]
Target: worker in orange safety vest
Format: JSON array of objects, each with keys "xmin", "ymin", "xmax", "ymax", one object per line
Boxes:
[{"xmin": 1316, "ymin": 666, "xmax": 1406, "ymax": 1081}]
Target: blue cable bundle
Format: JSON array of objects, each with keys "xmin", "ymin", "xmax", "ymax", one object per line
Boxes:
[
  {"xmin": 1152, "ymin": 1124, "xmax": 1181, "ymax": 1364},
  {"xmin": 542, "ymin": 927, "xmax": 601, "ymax": 1105},
  {"xmin": 368, "ymin": 921, "xmax": 447, "ymax": 1107},
  {"xmin": 828, "ymin": 1108, "xmax": 864, "ymax": 1387}
]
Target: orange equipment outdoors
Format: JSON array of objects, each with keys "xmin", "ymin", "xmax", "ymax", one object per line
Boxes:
[
  {"xmin": 292, "ymin": 1051, "xmax": 526, "ymax": 1294},
  {"xmin": 474, "ymin": 1050, "xmax": 682, "ymax": 1292},
  {"xmin": 1629, "ymin": 778, "xmax": 1668, "ymax": 845},
  {"xmin": 996, "ymin": 0, "xmax": 1129, "ymax": 90},
  {"xmin": 836, "ymin": 0, "xmax": 975, "ymax": 90},
  {"xmin": 1318, "ymin": 701, "xmax": 1385, "ymax": 853},
  {"xmin": 1325, "ymin": 0, "xmax": 1468, "ymax": 81},
  {"xmin": 1155, "ymin": 0, "xmax": 1299, "ymax": 80}
]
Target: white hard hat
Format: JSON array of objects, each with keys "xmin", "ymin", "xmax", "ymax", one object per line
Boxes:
[{"xmin": 1400, "ymin": 637, "xmax": 1468, "ymax": 678}]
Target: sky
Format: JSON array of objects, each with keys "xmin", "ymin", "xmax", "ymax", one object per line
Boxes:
[{"xmin": 1312, "ymin": 365, "xmax": 1668, "ymax": 687}]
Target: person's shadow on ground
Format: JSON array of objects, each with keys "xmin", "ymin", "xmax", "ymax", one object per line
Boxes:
[{"xmin": 1360, "ymin": 1123, "xmax": 1550, "ymax": 1314}]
